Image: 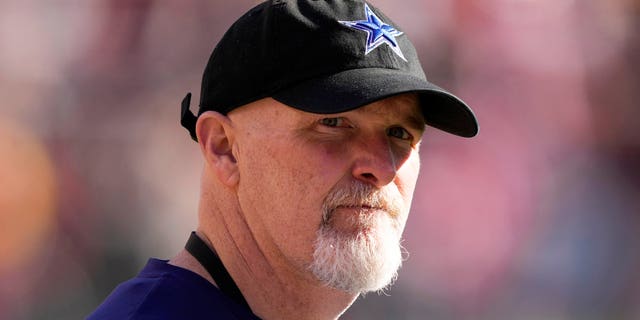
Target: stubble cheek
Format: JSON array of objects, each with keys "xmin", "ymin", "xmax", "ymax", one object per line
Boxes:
[{"xmin": 245, "ymin": 139, "xmax": 329, "ymax": 267}]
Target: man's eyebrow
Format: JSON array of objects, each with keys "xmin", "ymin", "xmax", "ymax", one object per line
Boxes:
[
  {"xmin": 403, "ymin": 113, "xmax": 426, "ymax": 134},
  {"xmin": 351, "ymin": 102, "xmax": 426, "ymax": 133}
]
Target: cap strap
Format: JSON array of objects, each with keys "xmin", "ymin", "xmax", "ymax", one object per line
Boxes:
[{"xmin": 180, "ymin": 93, "xmax": 198, "ymax": 142}]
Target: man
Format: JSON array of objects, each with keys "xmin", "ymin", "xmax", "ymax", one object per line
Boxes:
[{"xmin": 89, "ymin": 0, "xmax": 477, "ymax": 319}]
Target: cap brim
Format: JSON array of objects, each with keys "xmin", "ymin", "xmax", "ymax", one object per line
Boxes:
[{"xmin": 272, "ymin": 68, "xmax": 478, "ymax": 138}]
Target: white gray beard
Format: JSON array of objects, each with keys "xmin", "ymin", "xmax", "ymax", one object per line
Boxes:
[
  {"xmin": 309, "ymin": 182, "xmax": 406, "ymax": 294},
  {"xmin": 310, "ymin": 214, "xmax": 403, "ymax": 294}
]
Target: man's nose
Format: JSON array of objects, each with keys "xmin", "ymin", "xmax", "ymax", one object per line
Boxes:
[{"xmin": 350, "ymin": 134, "xmax": 398, "ymax": 188}]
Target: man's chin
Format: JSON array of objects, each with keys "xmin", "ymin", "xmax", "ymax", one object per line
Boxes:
[{"xmin": 309, "ymin": 217, "xmax": 403, "ymax": 294}]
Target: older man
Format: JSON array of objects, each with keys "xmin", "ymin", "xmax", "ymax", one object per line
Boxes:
[{"xmin": 88, "ymin": 0, "xmax": 477, "ymax": 319}]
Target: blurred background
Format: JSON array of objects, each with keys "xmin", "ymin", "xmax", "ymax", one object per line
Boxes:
[{"xmin": 1, "ymin": 0, "xmax": 639, "ymax": 319}]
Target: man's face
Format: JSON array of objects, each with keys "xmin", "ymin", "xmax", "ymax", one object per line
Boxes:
[{"xmin": 228, "ymin": 93, "xmax": 424, "ymax": 294}]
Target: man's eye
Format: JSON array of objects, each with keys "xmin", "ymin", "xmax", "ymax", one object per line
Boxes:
[
  {"xmin": 319, "ymin": 117, "xmax": 347, "ymax": 127},
  {"xmin": 387, "ymin": 126, "xmax": 412, "ymax": 141}
]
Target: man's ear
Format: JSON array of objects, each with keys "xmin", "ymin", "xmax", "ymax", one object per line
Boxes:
[{"xmin": 195, "ymin": 111, "xmax": 239, "ymax": 187}]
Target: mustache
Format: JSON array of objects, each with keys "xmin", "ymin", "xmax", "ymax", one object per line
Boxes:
[{"xmin": 321, "ymin": 181, "xmax": 404, "ymax": 224}]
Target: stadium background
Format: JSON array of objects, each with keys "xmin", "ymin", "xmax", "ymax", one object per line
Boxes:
[{"xmin": 1, "ymin": 0, "xmax": 639, "ymax": 319}]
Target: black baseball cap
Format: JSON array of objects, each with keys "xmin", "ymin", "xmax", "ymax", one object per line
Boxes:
[{"xmin": 181, "ymin": 0, "xmax": 478, "ymax": 141}]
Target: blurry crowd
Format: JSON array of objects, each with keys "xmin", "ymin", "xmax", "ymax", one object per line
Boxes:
[{"xmin": 1, "ymin": 0, "xmax": 638, "ymax": 319}]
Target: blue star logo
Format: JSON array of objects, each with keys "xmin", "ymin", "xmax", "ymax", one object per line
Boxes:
[{"xmin": 339, "ymin": 3, "xmax": 406, "ymax": 61}]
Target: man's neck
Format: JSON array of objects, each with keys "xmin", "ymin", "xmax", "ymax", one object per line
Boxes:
[
  {"xmin": 169, "ymin": 248, "xmax": 216, "ymax": 285},
  {"xmin": 170, "ymin": 224, "xmax": 357, "ymax": 320}
]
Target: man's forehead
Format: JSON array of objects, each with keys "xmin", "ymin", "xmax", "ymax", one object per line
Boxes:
[
  {"xmin": 349, "ymin": 93, "xmax": 425, "ymax": 131},
  {"xmin": 353, "ymin": 93, "xmax": 420, "ymax": 116},
  {"xmin": 231, "ymin": 95, "xmax": 424, "ymax": 129}
]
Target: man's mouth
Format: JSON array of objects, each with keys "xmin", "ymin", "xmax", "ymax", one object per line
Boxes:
[
  {"xmin": 327, "ymin": 205, "xmax": 390, "ymax": 234},
  {"xmin": 334, "ymin": 204, "xmax": 390, "ymax": 216},
  {"xmin": 337, "ymin": 204, "xmax": 383, "ymax": 210}
]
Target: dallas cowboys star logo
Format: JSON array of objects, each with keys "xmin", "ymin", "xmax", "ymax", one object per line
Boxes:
[{"xmin": 339, "ymin": 3, "xmax": 406, "ymax": 61}]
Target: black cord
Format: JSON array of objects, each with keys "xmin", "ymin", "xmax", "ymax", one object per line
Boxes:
[{"xmin": 185, "ymin": 231, "xmax": 250, "ymax": 309}]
